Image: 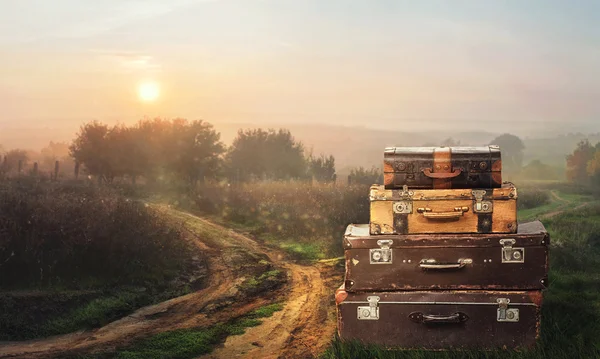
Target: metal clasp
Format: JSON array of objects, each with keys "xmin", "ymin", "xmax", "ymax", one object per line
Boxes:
[
  {"xmin": 497, "ymin": 298, "xmax": 519, "ymax": 322},
  {"xmin": 500, "ymin": 239, "xmax": 525, "ymax": 263},
  {"xmin": 370, "ymin": 240, "xmax": 393, "ymax": 264},
  {"xmin": 357, "ymin": 296, "xmax": 380, "ymax": 320},
  {"xmin": 472, "ymin": 190, "xmax": 493, "ymax": 213}
]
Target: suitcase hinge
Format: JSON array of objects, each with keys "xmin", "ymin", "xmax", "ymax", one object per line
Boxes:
[
  {"xmin": 357, "ymin": 296, "xmax": 380, "ymax": 320},
  {"xmin": 472, "ymin": 190, "xmax": 493, "ymax": 213},
  {"xmin": 497, "ymin": 298, "xmax": 519, "ymax": 322},
  {"xmin": 500, "ymin": 239, "xmax": 525, "ymax": 263},
  {"xmin": 370, "ymin": 240, "xmax": 393, "ymax": 264},
  {"xmin": 400, "ymin": 185, "xmax": 414, "ymax": 198}
]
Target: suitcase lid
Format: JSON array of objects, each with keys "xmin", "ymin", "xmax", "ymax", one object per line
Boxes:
[
  {"xmin": 344, "ymin": 221, "xmax": 549, "ymax": 248},
  {"xmin": 370, "ymin": 182, "xmax": 517, "ymax": 201}
]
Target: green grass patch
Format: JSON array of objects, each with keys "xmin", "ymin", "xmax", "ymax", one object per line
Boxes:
[
  {"xmin": 0, "ymin": 286, "xmax": 192, "ymax": 341},
  {"xmin": 114, "ymin": 303, "xmax": 284, "ymax": 359}
]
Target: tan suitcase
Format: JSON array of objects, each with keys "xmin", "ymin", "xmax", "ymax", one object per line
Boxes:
[{"xmin": 369, "ymin": 183, "xmax": 517, "ymax": 235}]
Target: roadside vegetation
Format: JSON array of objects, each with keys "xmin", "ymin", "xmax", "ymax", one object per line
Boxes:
[{"xmin": 0, "ymin": 178, "xmax": 201, "ymax": 341}]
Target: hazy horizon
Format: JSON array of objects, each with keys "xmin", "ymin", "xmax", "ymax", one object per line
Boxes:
[{"xmin": 1, "ymin": 0, "xmax": 600, "ymax": 135}]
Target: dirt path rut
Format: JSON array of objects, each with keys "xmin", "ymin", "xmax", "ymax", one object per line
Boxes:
[{"xmin": 0, "ymin": 206, "xmax": 336, "ymax": 359}]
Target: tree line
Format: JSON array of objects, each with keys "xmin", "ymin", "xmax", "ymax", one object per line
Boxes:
[{"xmin": 66, "ymin": 118, "xmax": 338, "ymax": 186}]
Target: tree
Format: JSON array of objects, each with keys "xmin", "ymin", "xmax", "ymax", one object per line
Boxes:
[
  {"xmin": 69, "ymin": 121, "xmax": 116, "ymax": 183},
  {"xmin": 348, "ymin": 166, "xmax": 382, "ymax": 185},
  {"xmin": 586, "ymin": 147, "xmax": 600, "ymax": 187},
  {"xmin": 308, "ymin": 153, "xmax": 336, "ymax": 183},
  {"xmin": 489, "ymin": 134, "xmax": 525, "ymax": 176},
  {"xmin": 566, "ymin": 140, "xmax": 595, "ymax": 184},
  {"xmin": 164, "ymin": 119, "xmax": 225, "ymax": 186},
  {"xmin": 226, "ymin": 128, "xmax": 308, "ymax": 182}
]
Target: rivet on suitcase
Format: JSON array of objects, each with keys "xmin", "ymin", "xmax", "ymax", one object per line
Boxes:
[{"xmin": 343, "ymin": 221, "xmax": 549, "ymax": 292}]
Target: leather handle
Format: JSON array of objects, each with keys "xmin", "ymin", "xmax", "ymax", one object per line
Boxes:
[
  {"xmin": 422, "ymin": 168, "xmax": 462, "ymax": 179},
  {"xmin": 422, "ymin": 211, "xmax": 464, "ymax": 220},
  {"xmin": 409, "ymin": 312, "xmax": 469, "ymax": 324},
  {"xmin": 419, "ymin": 258, "xmax": 472, "ymax": 270},
  {"xmin": 417, "ymin": 207, "xmax": 468, "ymax": 220}
]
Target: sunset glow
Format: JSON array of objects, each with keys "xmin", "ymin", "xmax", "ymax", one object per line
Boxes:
[{"xmin": 138, "ymin": 81, "xmax": 160, "ymax": 102}]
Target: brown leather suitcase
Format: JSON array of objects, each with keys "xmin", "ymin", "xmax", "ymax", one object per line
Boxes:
[
  {"xmin": 336, "ymin": 286, "xmax": 542, "ymax": 350},
  {"xmin": 383, "ymin": 146, "xmax": 502, "ymax": 190},
  {"xmin": 369, "ymin": 183, "xmax": 517, "ymax": 235},
  {"xmin": 343, "ymin": 221, "xmax": 548, "ymax": 292}
]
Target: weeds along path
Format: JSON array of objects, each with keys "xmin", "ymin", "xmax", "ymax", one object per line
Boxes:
[
  {"xmin": 539, "ymin": 190, "xmax": 591, "ymax": 220},
  {"xmin": 167, "ymin": 208, "xmax": 336, "ymax": 359},
  {"xmin": 0, "ymin": 205, "xmax": 335, "ymax": 359}
]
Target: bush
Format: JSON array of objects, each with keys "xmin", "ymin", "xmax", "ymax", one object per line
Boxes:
[
  {"xmin": 0, "ymin": 178, "xmax": 191, "ymax": 289},
  {"xmin": 517, "ymin": 188, "xmax": 551, "ymax": 209},
  {"xmin": 193, "ymin": 181, "xmax": 370, "ymax": 257}
]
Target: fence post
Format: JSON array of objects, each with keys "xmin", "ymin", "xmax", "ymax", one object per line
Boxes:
[
  {"xmin": 347, "ymin": 174, "xmax": 352, "ymax": 186},
  {"xmin": 74, "ymin": 161, "xmax": 80, "ymax": 179},
  {"xmin": 18, "ymin": 160, "xmax": 22, "ymax": 174},
  {"xmin": 32, "ymin": 162, "xmax": 38, "ymax": 176},
  {"xmin": 54, "ymin": 161, "xmax": 60, "ymax": 181}
]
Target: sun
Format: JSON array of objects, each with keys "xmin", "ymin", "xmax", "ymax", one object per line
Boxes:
[{"xmin": 137, "ymin": 81, "xmax": 160, "ymax": 102}]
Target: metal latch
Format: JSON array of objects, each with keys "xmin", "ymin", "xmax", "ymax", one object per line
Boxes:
[
  {"xmin": 357, "ymin": 296, "xmax": 380, "ymax": 320},
  {"xmin": 472, "ymin": 190, "xmax": 493, "ymax": 213},
  {"xmin": 500, "ymin": 239, "xmax": 525, "ymax": 263},
  {"xmin": 393, "ymin": 201, "xmax": 413, "ymax": 214},
  {"xmin": 399, "ymin": 185, "xmax": 414, "ymax": 198},
  {"xmin": 370, "ymin": 240, "xmax": 393, "ymax": 264},
  {"xmin": 497, "ymin": 298, "xmax": 519, "ymax": 322}
]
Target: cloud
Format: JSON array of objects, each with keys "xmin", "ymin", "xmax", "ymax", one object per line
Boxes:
[{"xmin": 89, "ymin": 49, "xmax": 161, "ymax": 73}]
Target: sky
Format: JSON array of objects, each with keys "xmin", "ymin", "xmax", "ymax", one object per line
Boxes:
[{"xmin": 1, "ymin": 0, "xmax": 599, "ymax": 134}]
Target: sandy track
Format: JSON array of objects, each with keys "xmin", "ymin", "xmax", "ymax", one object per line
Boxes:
[{"xmin": 0, "ymin": 206, "xmax": 336, "ymax": 359}]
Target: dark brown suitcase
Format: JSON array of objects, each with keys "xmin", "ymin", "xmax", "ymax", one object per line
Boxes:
[
  {"xmin": 343, "ymin": 221, "xmax": 549, "ymax": 292},
  {"xmin": 336, "ymin": 287, "xmax": 542, "ymax": 350},
  {"xmin": 383, "ymin": 146, "xmax": 502, "ymax": 190}
]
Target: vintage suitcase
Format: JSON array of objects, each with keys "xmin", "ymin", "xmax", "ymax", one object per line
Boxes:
[
  {"xmin": 369, "ymin": 183, "xmax": 518, "ymax": 235},
  {"xmin": 343, "ymin": 221, "xmax": 548, "ymax": 292},
  {"xmin": 336, "ymin": 287, "xmax": 542, "ymax": 350},
  {"xmin": 383, "ymin": 146, "xmax": 502, "ymax": 190}
]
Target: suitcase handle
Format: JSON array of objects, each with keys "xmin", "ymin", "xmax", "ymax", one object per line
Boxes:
[
  {"xmin": 419, "ymin": 258, "xmax": 472, "ymax": 270},
  {"xmin": 409, "ymin": 311, "xmax": 469, "ymax": 324},
  {"xmin": 422, "ymin": 167, "xmax": 462, "ymax": 179},
  {"xmin": 417, "ymin": 207, "xmax": 469, "ymax": 220}
]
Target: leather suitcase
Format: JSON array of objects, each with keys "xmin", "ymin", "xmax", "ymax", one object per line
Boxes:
[
  {"xmin": 384, "ymin": 146, "xmax": 502, "ymax": 189},
  {"xmin": 369, "ymin": 183, "xmax": 517, "ymax": 235},
  {"xmin": 343, "ymin": 221, "xmax": 549, "ymax": 292},
  {"xmin": 336, "ymin": 287, "xmax": 542, "ymax": 350}
]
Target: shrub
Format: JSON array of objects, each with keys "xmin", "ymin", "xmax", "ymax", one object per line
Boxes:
[
  {"xmin": 517, "ymin": 188, "xmax": 551, "ymax": 209},
  {"xmin": 0, "ymin": 178, "xmax": 190, "ymax": 289}
]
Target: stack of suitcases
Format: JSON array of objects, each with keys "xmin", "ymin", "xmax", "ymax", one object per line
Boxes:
[{"xmin": 336, "ymin": 146, "xmax": 549, "ymax": 349}]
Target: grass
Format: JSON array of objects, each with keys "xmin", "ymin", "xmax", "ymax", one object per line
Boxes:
[
  {"xmin": 324, "ymin": 187, "xmax": 600, "ymax": 358},
  {"xmin": 0, "ymin": 178, "xmax": 203, "ymax": 340},
  {"xmin": 189, "ymin": 181, "xmax": 371, "ymax": 260},
  {"xmin": 113, "ymin": 303, "xmax": 284, "ymax": 359},
  {"xmin": 0, "ymin": 286, "xmax": 192, "ymax": 341}
]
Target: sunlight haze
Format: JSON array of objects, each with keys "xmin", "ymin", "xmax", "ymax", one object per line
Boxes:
[{"xmin": 1, "ymin": 0, "xmax": 599, "ymax": 135}]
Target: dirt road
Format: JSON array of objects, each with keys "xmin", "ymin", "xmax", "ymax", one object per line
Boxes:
[{"xmin": 0, "ymin": 206, "xmax": 337, "ymax": 359}]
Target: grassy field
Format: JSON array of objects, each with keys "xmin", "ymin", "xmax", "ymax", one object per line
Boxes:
[
  {"xmin": 324, "ymin": 184, "xmax": 600, "ymax": 358},
  {"xmin": 0, "ymin": 178, "xmax": 201, "ymax": 341}
]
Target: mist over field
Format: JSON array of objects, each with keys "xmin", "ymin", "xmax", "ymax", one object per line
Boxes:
[{"xmin": 2, "ymin": 1, "xmax": 600, "ymax": 358}]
